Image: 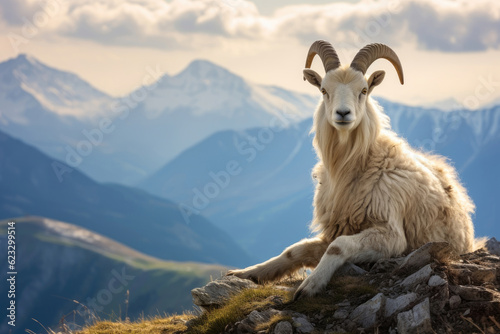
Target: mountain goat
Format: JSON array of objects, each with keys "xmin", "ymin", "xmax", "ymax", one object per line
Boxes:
[{"xmin": 228, "ymin": 41, "xmax": 478, "ymax": 300}]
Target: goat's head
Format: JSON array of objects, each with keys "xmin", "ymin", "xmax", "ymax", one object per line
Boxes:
[{"xmin": 303, "ymin": 41, "xmax": 404, "ymax": 133}]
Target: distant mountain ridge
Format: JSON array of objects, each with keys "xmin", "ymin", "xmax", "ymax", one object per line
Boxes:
[
  {"xmin": 0, "ymin": 216, "xmax": 226, "ymax": 333},
  {"xmin": 0, "ymin": 55, "xmax": 317, "ymax": 185},
  {"xmin": 0, "ymin": 129, "xmax": 252, "ymax": 267}
]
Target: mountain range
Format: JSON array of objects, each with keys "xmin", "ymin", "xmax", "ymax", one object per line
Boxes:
[
  {"xmin": 0, "ymin": 217, "xmax": 226, "ymax": 333},
  {"xmin": 0, "ymin": 129, "xmax": 252, "ymax": 267},
  {"xmin": 0, "ymin": 55, "xmax": 317, "ymax": 185},
  {"xmin": 1, "ymin": 53, "xmax": 499, "ymax": 333}
]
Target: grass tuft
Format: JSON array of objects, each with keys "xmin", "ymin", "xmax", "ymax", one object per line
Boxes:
[
  {"xmin": 78, "ymin": 314, "xmax": 194, "ymax": 334},
  {"xmin": 187, "ymin": 286, "xmax": 291, "ymax": 334}
]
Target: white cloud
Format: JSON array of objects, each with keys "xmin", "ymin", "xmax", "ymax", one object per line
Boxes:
[{"xmin": 1, "ymin": 0, "xmax": 499, "ymax": 52}]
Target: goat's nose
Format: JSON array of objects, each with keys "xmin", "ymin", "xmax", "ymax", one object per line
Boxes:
[{"xmin": 336, "ymin": 109, "xmax": 351, "ymax": 118}]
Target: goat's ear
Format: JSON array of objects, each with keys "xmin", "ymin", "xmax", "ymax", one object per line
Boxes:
[
  {"xmin": 303, "ymin": 69, "xmax": 323, "ymax": 89},
  {"xmin": 367, "ymin": 70, "xmax": 385, "ymax": 94}
]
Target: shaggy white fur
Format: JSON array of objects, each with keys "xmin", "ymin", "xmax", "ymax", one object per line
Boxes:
[{"xmin": 228, "ymin": 42, "xmax": 478, "ymax": 300}]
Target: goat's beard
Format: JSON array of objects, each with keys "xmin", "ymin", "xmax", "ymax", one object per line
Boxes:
[{"xmin": 335, "ymin": 128, "xmax": 351, "ymax": 145}]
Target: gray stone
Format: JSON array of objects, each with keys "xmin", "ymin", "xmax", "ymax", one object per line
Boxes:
[
  {"xmin": 191, "ymin": 275, "xmax": 257, "ymax": 307},
  {"xmin": 336, "ymin": 262, "xmax": 368, "ymax": 276},
  {"xmin": 293, "ymin": 316, "xmax": 314, "ymax": 333},
  {"xmin": 428, "ymin": 275, "xmax": 447, "ymax": 287},
  {"xmin": 449, "ymin": 295, "xmax": 461, "ymax": 309},
  {"xmin": 333, "ymin": 308, "xmax": 350, "ymax": 320},
  {"xmin": 274, "ymin": 321, "xmax": 293, "ymax": 334},
  {"xmin": 239, "ymin": 309, "xmax": 281, "ymax": 331},
  {"xmin": 349, "ymin": 293, "xmax": 385, "ymax": 328},
  {"xmin": 385, "ymin": 292, "xmax": 417, "ymax": 317},
  {"xmin": 397, "ymin": 298, "xmax": 433, "ymax": 334},
  {"xmin": 247, "ymin": 310, "xmax": 266, "ymax": 324},
  {"xmin": 400, "ymin": 264, "xmax": 433, "ymax": 290},
  {"xmin": 396, "ymin": 242, "xmax": 451, "ymax": 274}
]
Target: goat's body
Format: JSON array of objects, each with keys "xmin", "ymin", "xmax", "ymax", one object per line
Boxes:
[
  {"xmin": 228, "ymin": 44, "xmax": 477, "ymax": 299},
  {"xmin": 228, "ymin": 98, "xmax": 476, "ymax": 297},
  {"xmin": 312, "ymin": 99, "xmax": 475, "ymax": 257}
]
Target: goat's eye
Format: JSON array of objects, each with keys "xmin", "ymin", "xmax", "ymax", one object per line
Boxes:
[
  {"xmin": 361, "ymin": 88, "xmax": 368, "ymax": 95},
  {"xmin": 321, "ymin": 88, "xmax": 327, "ymax": 95}
]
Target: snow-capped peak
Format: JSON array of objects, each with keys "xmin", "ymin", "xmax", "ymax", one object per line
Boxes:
[
  {"xmin": 139, "ymin": 58, "xmax": 316, "ymax": 121},
  {"xmin": 0, "ymin": 54, "xmax": 114, "ymax": 119}
]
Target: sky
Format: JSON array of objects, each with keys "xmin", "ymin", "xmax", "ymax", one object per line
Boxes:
[{"xmin": 1, "ymin": 0, "xmax": 500, "ymax": 108}]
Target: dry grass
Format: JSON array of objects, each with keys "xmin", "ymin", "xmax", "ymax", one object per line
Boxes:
[
  {"xmin": 78, "ymin": 314, "xmax": 194, "ymax": 334},
  {"xmin": 77, "ymin": 276, "xmax": 376, "ymax": 334},
  {"xmin": 255, "ymin": 313, "xmax": 294, "ymax": 332},
  {"xmin": 188, "ymin": 286, "xmax": 291, "ymax": 334}
]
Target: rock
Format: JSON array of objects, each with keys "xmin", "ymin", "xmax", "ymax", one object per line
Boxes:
[
  {"xmin": 385, "ymin": 292, "xmax": 417, "ymax": 317},
  {"xmin": 400, "ymin": 264, "xmax": 433, "ymax": 290},
  {"xmin": 239, "ymin": 309, "xmax": 282, "ymax": 331},
  {"xmin": 292, "ymin": 316, "xmax": 314, "ymax": 333},
  {"xmin": 274, "ymin": 321, "xmax": 293, "ymax": 334},
  {"xmin": 471, "ymin": 268, "xmax": 497, "ymax": 284},
  {"xmin": 397, "ymin": 298, "xmax": 433, "ymax": 334},
  {"xmin": 428, "ymin": 275, "xmax": 447, "ymax": 287},
  {"xmin": 370, "ymin": 257, "xmax": 404, "ymax": 274},
  {"xmin": 430, "ymin": 276, "xmax": 449, "ymax": 313},
  {"xmin": 450, "ymin": 263, "xmax": 497, "ymax": 285},
  {"xmin": 191, "ymin": 276, "xmax": 257, "ymax": 308},
  {"xmin": 396, "ymin": 242, "xmax": 451, "ymax": 274},
  {"xmin": 247, "ymin": 310, "xmax": 266, "ymax": 324},
  {"xmin": 449, "ymin": 295, "xmax": 461, "ymax": 309},
  {"xmin": 333, "ymin": 308, "xmax": 349, "ymax": 320},
  {"xmin": 336, "ymin": 262, "xmax": 368, "ymax": 276},
  {"xmin": 188, "ymin": 240, "xmax": 500, "ymax": 334},
  {"xmin": 449, "ymin": 285, "xmax": 498, "ymax": 301},
  {"xmin": 486, "ymin": 237, "xmax": 500, "ymax": 256},
  {"xmin": 349, "ymin": 293, "xmax": 385, "ymax": 328},
  {"xmin": 448, "ymin": 267, "xmax": 472, "ymax": 285}
]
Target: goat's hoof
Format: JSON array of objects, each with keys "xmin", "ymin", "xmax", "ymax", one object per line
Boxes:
[
  {"xmin": 226, "ymin": 269, "xmax": 259, "ymax": 283},
  {"xmin": 293, "ymin": 287, "xmax": 305, "ymax": 301},
  {"xmin": 293, "ymin": 276, "xmax": 325, "ymax": 300}
]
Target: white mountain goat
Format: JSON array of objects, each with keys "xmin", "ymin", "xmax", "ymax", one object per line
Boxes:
[{"xmin": 228, "ymin": 41, "xmax": 478, "ymax": 300}]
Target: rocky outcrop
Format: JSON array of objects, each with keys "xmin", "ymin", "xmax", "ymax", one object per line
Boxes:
[
  {"xmin": 192, "ymin": 276, "xmax": 258, "ymax": 309},
  {"xmin": 190, "ymin": 239, "xmax": 500, "ymax": 333}
]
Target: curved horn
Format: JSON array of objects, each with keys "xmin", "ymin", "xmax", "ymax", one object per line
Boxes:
[
  {"xmin": 350, "ymin": 43, "xmax": 404, "ymax": 84},
  {"xmin": 304, "ymin": 40, "xmax": 341, "ymax": 79}
]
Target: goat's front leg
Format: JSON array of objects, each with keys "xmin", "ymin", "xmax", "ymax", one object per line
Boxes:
[
  {"xmin": 294, "ymin": 225, "xmax": 407, "ymax": 300},
  {"xmin": 227, "ymin": 237, "xmax": 328, "ymax": 283}
]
